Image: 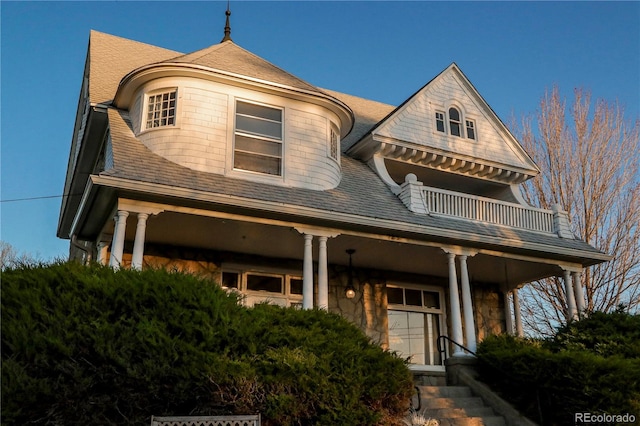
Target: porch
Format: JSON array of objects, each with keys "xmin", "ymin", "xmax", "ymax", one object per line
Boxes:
[{"xmin": 77, "ymin": 196, "xmax": 593, "ymax": 369}]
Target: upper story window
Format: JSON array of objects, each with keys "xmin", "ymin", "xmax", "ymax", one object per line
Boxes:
[
  {"xmin": 329, "ymin": 125, "xmax": 339, "ymax": 161},
  {"xmin": 466, "ymin": 119, "xmax": 476, "ymax": 140},
  {"xmin": 435, "ymin": 111, "xmax": 445, "ymax": 133},
  {"xmin": 435, "ymin": 106, "xmax": 477, "ymax": 140},
  {"xmin": 448, "ymin": 107, "xmax": 462, "ymax": 137},
  {"xmin": 234, "ymin": 100, "xmax": 283, "ymax": 176},
  {"xmin": 146, "ymin": 89, "xmax": 177, "ymax": 129}
]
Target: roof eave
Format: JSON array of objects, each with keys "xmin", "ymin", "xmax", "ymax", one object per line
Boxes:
[
  {"xmin": 89, "ymin": 174, "xmax": 610, "ymax": 267},
  {"xmin": 113, "ymin": 62, "xmax": 354, "ymax": 138}
]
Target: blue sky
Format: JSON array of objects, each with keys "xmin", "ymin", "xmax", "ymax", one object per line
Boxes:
[{"xmin": 1, "ymin": 1, "xmax": 639, "ymax": 261}]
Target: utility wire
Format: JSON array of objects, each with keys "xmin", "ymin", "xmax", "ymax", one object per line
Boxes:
[{"xmin": 0, "ymin": 194, "xmax": 82, "ymax": 203}]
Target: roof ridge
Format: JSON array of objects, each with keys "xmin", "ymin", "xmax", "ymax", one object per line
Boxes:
[{"xmin": 163, "ymin": 41, "xmax": 229, "ymax": 63}]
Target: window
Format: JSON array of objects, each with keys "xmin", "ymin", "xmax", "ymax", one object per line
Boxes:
[
  {"xmin": 146, "ymin": 90, "xmax": 177, "ymax": 129},
  {"xmin": 387, "ymin": 285, "xmax": 445, "ymax": 367},
  {"xmin": 449, "ymin": 107, "xmax": 461, "ymax": 137},
  {"xmin": 234, "ymin": 101, "xmax": 283, "ymax": 176},
  {"xmin": 435, "ymin": 111, "xmax": 445, "ymax": 133},
  {"xmin": 329, "ymin": 126, "xmax": 339, "ymax": 160},
  {"xmin": 466, "ymin": 119, "xmax": 476, "ymax": 140},
  {"xmin": 221, "ymin": 268, "xmax": 302, "ymax": 308}
]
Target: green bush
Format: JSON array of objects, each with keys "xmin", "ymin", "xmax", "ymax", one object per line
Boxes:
[
  {"xmin": 550, "ymin": 309, "xmax": 640, "ymax": 358},
  {"xmin": 477, "ymin": 314, "xmax": 640, "ymax": 426},
  {"xmin": 1, "ymin": 262, "xmax": 412, "ymax": 425}
]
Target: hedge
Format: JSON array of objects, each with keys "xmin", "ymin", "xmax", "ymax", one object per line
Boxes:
[
  {"xmin": 476, "ymin": 315, "xmax": 640, "ymax": 426},
  {"xmin": 1, "ymin": 261, "xmax": 413, "ymax": 425}
]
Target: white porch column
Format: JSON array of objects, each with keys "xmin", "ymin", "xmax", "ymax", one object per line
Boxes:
[
  {"xmin": 563, "ymin": 269, "xmax": 577, "ymax": 320},
  {"xmin": 317, "ymin": 236, "xmax": 329, "ymax": 310},
  {"xmin": 109, "ymin": 210, "xmax": 129, "ymax": 269},
  {"xmin": 572, "ymin": 270, "xmax": 585, "ymax": 316},
  {"xmin": 512, "ymin": 288, "xmax": 524, "ymax": 337},
  {"xmin": 458, "ymin": 255, "xmax": 476, "ymax": 353},
  {"xmin": 302, "ymin": 234, "xmax": 314, "ymax": 310},
  {"xmin": 96, "ymin": 241, "xmax": 109, "ymax": 266},
  {"xmin": 446, "ymin": 253, "xmax": 464, "ymax": 356},
  {"xmin": 131, "ymin": 213, "xmax": 149, "ymax": 270},
  {"xmin": 504, "ymin": 291, "xmax": 514, "ymax": 335}
]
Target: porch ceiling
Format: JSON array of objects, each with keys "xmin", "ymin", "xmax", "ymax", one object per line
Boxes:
[{"xmin": 107, "ymin": 210, "xmax": 563, "ymax": 288}]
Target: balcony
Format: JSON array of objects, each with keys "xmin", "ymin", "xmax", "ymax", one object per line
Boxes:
[
  {"xmin": 422, "ymin": 186, "xmax": 554, "ymax": 233},
  {"xmin": 398, "ymin": 174, "xmax": 573, "ymax": 238}
]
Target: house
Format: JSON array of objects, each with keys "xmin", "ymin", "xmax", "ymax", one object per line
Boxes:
[{"xmin": 57, "ymin": 14, "xmax": 609, "ymax": 372}]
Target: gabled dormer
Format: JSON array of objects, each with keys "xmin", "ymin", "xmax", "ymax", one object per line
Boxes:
[{"xmin": 347, "ymin": 63, "xmax": 539, "ymax": 203}]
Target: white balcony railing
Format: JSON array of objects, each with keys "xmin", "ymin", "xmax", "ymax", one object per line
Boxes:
[{"xmin": 421, "ymin": 186, "xmax": 555, "ymax": 234}]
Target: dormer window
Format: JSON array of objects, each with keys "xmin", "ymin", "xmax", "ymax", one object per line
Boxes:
[
  {"xmin": 146, "ymin": 89, "xmax": 177, "ymax": 129},
  {"xmin": 234, "ymin": 100, "xmax": 283, "ymax": 176},
  {"xmin": 448, "ymin": 107, "xmax": 461, "ymax": 137},
  {"xmin": 329, "ymin": 125, "xmax": 339, "ymax": 161}
]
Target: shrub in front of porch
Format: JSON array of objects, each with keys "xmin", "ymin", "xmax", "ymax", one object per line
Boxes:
[
  {"xmin": 1, "ymin": 261, "xmax": 413, "ymax": 425},
  {"xmin": 476, "ymin": 313, "xmax": 640, "ymax": 425}
]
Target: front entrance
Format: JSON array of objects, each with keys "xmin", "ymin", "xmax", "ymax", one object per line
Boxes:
[{"xmin": 387, "ymin": 284, "xmax": 445, "ymax": 370}]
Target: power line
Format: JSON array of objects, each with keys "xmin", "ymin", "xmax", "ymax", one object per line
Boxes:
[{"xmin": 0, "ymin": 194, "xmax": 82, "ymax": 203}]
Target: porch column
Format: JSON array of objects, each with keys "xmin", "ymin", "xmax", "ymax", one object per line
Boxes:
[
  {"xmin": 317, "ymin": 236, "xmax": 329, "ymax": 310},
  {"xmin": 446, "ymin": 253, "xmax": 464, "ymax": 356},
  {"xmin": 563, "ymin": 269, "xmax": 577, "ymax": 320},
  {"xmin": 96, "ymin": 240, "xmax": 109, "ymax": 266},
  {"xmin": 503, "ymin": 291, "xmax": 514, "ymax": 335},
  {"xmin": 131, "ymin": 213, "xmax": 149, "ymax": 270},
  {"xmin": 458, "ymin": 255, "xmax": 476, "ymax": 353},
  {"xmin": 109, "ymin": 210, "xmax": 129, "ymax": 269},
  {"xmin": 302, "ymin": 234, "xmax": 314, "ymax": 310},
  {"xmin": 572, "ymin": 270, "xmax": 585, "ymax": 316},
  {"xmin": 513, "ymin": 288, "xmax": 523, "ymax": 337}
]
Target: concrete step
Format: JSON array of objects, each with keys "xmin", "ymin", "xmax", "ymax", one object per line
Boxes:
[
  {"xmin": 422, "ymin": 406, "xmax": 496, "ymax": 419},
  {"xmin": 421, "ymin": 396, "xmax": 485, "ymax": 409},
  {"xmin": 418, "ymin": 385, "xmax": 473, "ymax": 398},
  {"xmin": 436, "ymin": 416, "xmax": 506, "ymax": 426},
  {"xmin": 414, "ymin": 372, "xmax": 447, "ymax": 386},
  {"xmin": 408, "ymin": 385, "xmax": 507, "ymax": 426}
]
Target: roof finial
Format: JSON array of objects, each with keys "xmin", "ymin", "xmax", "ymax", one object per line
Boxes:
[{"xmin": 221, "ymin": 1, "xmax": 232, "ymax": 42}]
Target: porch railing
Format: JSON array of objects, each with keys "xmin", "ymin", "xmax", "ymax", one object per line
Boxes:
[{"xmin": 421, "ymin": 186, "xmax": 555, "ymax": 233}]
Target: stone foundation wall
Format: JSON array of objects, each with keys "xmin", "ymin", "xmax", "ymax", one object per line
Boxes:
[
  {"xmin": 473, "ymin": 283, "xmax": 506, "ymax": 341},
  {"xmin": 328, "ymin": 266, "xmax": 388, "ymax": 347}
]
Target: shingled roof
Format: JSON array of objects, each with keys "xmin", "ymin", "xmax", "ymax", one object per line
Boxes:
[
  {"xmin": 163, "ymin": 40, "xmax": 325, "ymax": 95},
  {"xmin": 102, "ymin": 108, "xmax": 604, "ymax": 261},
  {"xmin": 77, "ymin": 30, "xmax": 606, "ymax": 264},
  {"xmin": 87, "ymin": 30, "xmax": 181, "ymax": 105}
]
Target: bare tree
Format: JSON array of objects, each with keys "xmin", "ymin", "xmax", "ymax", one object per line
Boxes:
[{"xmin": 512, "ymin": 87, "xmax": 640, "ymax": 335}]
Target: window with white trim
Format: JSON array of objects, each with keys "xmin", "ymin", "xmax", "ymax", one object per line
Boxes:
[
  {"xmin": 234, "ymin": 100, "xmax": 283, "ymax": 176},
  {"xmin": 329, "ymin": 125, "xmax": 339, "ymax": 160},
  {"xmin": 387, "ymin": 285, "xmax": 445, "ymax": 367},
  {"xmin": 221, "ymin": 269, "xmax": 302, "ymax": 308},
  {"xmin": 465, "ymin": 119, "xmax": 476, "ymax": 140},
  {"xmin": 448, "ymin": 107, "xmax": 462, "ymax": 137},
  {"xmin": 435, "ymin": 111, "xmax": 446, "ymax": 133},
  {"xmin": 146, "ymin": 90, "xmax": 177, "ymax": 129}
]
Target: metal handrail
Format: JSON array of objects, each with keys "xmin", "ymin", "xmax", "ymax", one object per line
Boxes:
[{"xmin": 436, "ymin": 334, "xmax": 477, "ymax": 361}]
